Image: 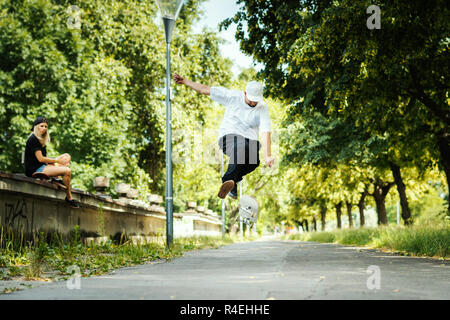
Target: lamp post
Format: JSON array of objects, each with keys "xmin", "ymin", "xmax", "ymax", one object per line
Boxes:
[
  {"xmin": 221, "ymin": 153, "xmax": 225, "ymax": 238},
  {"xmin": 240, "ymin": 178, "xmax": 243, "ymax": 239},
  {"xmin": 155, "ymin": 0, "xmax": 184, "ymax": 248}
]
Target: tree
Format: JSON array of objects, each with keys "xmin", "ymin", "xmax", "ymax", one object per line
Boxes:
[
  {"xmin": 0, "ymin": 0, "xmax": 233, "ymax": 202},
  {"xmin": 223, "ymin": 0, "xmax": 449, "ymax": 215}
]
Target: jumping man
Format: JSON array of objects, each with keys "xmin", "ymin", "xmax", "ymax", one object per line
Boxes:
[{"xmin": 173, "ymin": 73, "xmax": 274, "ymax": 199}]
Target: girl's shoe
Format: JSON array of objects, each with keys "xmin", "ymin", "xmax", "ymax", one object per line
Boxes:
[{"xmin": 65, "ymin": 196, "xmax": 79, "ymax": 208}]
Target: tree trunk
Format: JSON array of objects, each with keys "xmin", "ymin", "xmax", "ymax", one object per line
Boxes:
[
  {"xmin": 374, "ymin": 195, "xmax": 388, "ymax": 225},
  {"xmin": 358, "ymin": 190, "xmax": 367, "ymax": 227},
  {"xmin": 320, "ymin": 205, "xmax": 327, "ymax": 231},
  {"xmin": 389, "ymin": 162, "xmax": 413, "ymax": 225},
  {"xmin": 298, "ymin": 221, "xmax": 305, "ymax": 232},
  {"xmin": 312, "ymin": 216, "xmax": 317, "ymax": 231},
  {"xmin": 346, "ymin": 201, "xmax": 353, "ymax": 228},
  {"xmin": 371, "ymin": 181, "xmax": 394, "ymax": 225},
  {"xmin": 335, "ymin": 202, "xmax": 342, "ymax": 229},
  {"xmin": 437, "ymin": 133, "xmax": 450, "ymax": 213},
  {"xmin": 303, "ymin": 219, "xmax": 309, "ymax": 232}
]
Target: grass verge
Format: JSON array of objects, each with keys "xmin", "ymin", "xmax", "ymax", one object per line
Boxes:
[
  {"xmin": 0, "ymin": 228, "xmax": 253, "ymax": 283},
  {"xmin": 285, "ymin": 223, "xmax": 450, "ymax": 259}
]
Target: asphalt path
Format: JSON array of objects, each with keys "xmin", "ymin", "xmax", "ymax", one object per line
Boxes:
[{"xmin": 1, "ymin": 238, "xmax": 449, "ymax": 300}]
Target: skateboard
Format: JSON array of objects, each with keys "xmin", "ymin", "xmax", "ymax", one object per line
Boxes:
[
  {"xmin": 32, "ymin": 172, "xmax": 50, "ymax": 180},
  {"xmin": 32, "ymin": 172, "xmax": 65, "ymax": 188},
  {"xmin": 238, "ymin": 195, "xmax": 259, "ymax": 227}
]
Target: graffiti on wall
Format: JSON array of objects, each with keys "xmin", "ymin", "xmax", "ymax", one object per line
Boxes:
[{"xmin": 3, "ymin": 199, "xmax": 31, "ymax": 233}]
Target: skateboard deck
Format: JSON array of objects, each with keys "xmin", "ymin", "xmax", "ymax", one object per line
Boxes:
[
  {"xmin": 32, "ymin": 172, "xmax": 67, "ymax": 189},
  {"xmin": 238, "ymin": 195, "xmax": 259, "ymax": 227},
  {"xmin": 32, "ymin": 172, "xmax": 49, "ymax": 180},
  {"xmin": 51, "ymin": 178, "xmax": 66, "ymax": 189}
]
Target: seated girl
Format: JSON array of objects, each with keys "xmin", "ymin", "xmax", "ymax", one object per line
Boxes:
[{"xmin": 24, "ymin": 116, "xmax": 79, "ymax": 208}]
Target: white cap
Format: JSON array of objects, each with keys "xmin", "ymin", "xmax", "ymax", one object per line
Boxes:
[{"xmin": 245, "ymin": 81, "xmax": 264, "ymax": 102}]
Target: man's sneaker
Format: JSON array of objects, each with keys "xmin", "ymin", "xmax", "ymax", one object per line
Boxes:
[
  {"xmin": 65, "ymin": 196, "xmax": 79, "ymax": 208},
  {"xmin": 218, "ymin": 180, "xmax": 235, "ymax": 199},
  {"xmin": 228, "ymin": 183, "xmax": 237, "ymax": 199}
]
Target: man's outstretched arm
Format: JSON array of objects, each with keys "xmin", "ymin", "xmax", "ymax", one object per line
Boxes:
[
  {"xmin": 173, "ymin": 73, "xmax": 210, "ymax": 95},
  {"xmin": 262, "ymin": 131, "xmax": 275, "ymax": 168}
]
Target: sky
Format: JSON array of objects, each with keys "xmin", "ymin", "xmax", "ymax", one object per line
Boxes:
[{"xmin": 192, "ymin": 0, "xmax": 258, "ymax": 74}]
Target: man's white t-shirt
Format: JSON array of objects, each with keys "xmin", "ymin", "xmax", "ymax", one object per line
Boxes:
[{"xmin": 210, "ymin": 86, "xmax": 271, "ymax": 142}]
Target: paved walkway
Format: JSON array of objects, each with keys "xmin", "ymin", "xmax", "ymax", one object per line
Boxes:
[{"xmin": 1, "ymin": 239, "xmax": 449, "ymax": 299}]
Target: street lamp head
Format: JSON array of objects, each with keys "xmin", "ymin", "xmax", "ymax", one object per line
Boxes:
[
  {"xmin": 155, "ymin": 0, "xmax": 184, "ymax": 20},
  {"xmin": 155, "ymin": 0, "xmax": 185, "ymax": 43}
]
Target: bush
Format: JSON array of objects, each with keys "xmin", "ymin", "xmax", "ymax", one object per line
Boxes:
[{"xmin": 288, "ymin": 223, "xmax": 450, "ymax": 258}]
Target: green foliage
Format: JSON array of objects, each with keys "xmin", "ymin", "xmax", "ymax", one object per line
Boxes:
[
  {"xmin": 1, "ymin": 0, "xmax": 448, "ymax": 237},
  {"xmin": 221, "ymin": 0, "xmax": 449, "ymax": 227},
  {"xmin": 410, "ymin": 190, "xmax": 448, "ymax": 224},
  {"xmin": 0, "ymin": 0, "xmax": 233, "ymax": 202}
]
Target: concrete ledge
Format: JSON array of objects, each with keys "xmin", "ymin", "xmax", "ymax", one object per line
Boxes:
[
  {"xmin": 0, "ymin": 172, "xmax": 166, "ymax": 240},
  {"xmin": 0, "ymin": 172, "xmax": 223, "ymax": 240}
]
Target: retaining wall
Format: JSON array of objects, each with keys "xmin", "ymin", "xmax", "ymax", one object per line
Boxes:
[{"xmin": 0, "ymin": 172, "xmax": 222, "ymax": 241}]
